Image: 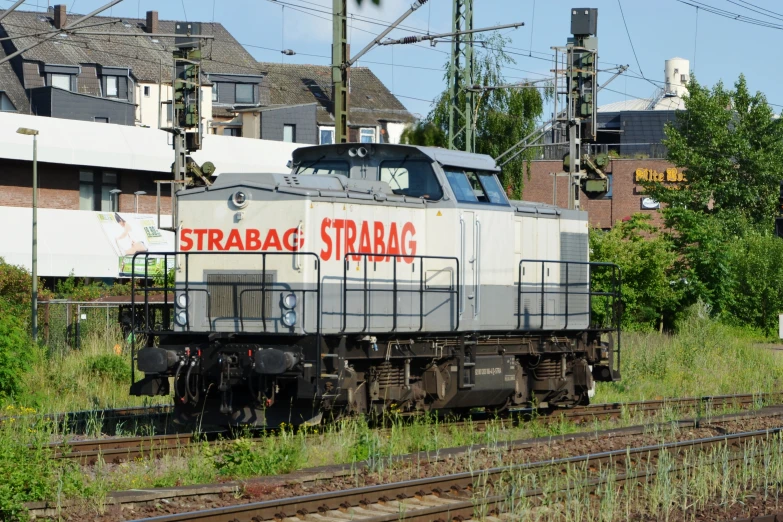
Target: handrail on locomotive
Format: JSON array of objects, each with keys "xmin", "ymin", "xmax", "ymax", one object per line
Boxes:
[{"xmin": 129, "ymin": 250, "xmax": 622, "ymax": 387}]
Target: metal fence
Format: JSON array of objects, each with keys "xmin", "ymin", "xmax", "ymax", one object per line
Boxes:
[
  {"xmin": 39, "ymin": 300, "xmax": 128, "ymax": 353},
  {"xmin": 537, "ymin": 142, "xmax": 668, "ymax": 160}
]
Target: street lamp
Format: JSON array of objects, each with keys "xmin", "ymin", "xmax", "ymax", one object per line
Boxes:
[
  {"xmin": 109, "ymin": 188, "xmax": 122, "ymax": 212},
  {"xmin": 133, "ymin": 190, "xmax": 146, "ymax": 213},
  {"xmin": 17, "ymin": 127, "xmax": 39, "ymax": 342}
]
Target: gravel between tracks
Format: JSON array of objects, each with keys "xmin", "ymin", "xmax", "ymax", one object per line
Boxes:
[{"xmin": 35, "ymin": 408, "xmax": 783, "ymax": 521}]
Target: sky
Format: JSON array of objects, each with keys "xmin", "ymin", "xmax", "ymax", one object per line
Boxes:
[{"xmin": 6, "ymin": 0, "xmax": 783, "ymax": 120}]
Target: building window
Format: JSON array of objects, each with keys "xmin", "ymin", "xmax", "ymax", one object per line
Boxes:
[
  {"xmin": 283, "ymin": 124, "xmax": 296, "ymax": 143},
  {"xmin": 94, "ymin": 117, "xmax": 109, "ymax": 123},
  {"xmin": 320, "ymin": 128, "xmax": 334, "ymax": 145},
  {"xmin": 212, "ymin": 84, "xmax": 218, "ymax": 102},
  {"xmin": 79, "ymin": 171, "xmax": 118, "ymax": 211},
  {"xmin": 222, "ymin": 127, "xmax": 241, "ymax": 137},
  {"xmin": 235, "ymin": 83, "xmax": 254, "ymax": 104},
  {"xmin": 51, "ymin": 74, "xmax": 71, "ymax": 91},
  {"xmin": 605, "ymin": 174, "xmax": 613, "ymax": 199},
  {"xmin": 105, "ymin": 76, "xmax": 118, "ymax": 97},
  {"xmin": 0, "ymin": 92, "xmax": 15, "ymax": 111},
  {"xmin": 143, "ymin": 85, "xmax": 151, "ymax": 97},
  {"xmin": 360, "ymin": 128, "xmax": 375, "ymax": 143}
]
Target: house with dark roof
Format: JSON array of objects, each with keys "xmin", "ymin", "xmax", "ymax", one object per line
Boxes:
[
  {"xmin": 0, "ymin": 5, "xmax": 415, "ymax": 144},
  {"xmin": 221, "ymin": 62, "xmax": 416, "ymax": 145},
  {"xmin": 0, "ymin": 5, "xmax": 266, "ymax": 128}
]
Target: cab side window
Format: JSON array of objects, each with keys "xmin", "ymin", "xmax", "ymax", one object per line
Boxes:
[
  {"xmin": 295, "ymin": 160, "xmax": 350, "ymax": 176},
  {"xmin": 380, "ymin": 160, "xmax": 443, "ymax": 200},
  {"xmin": 445, "ymin": 168, "xmax": 509, "ymax": 205}
]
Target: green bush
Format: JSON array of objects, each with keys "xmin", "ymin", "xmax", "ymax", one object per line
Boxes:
[
  {"xmin": 0, "ymin": 311, "xmax": 35, "ymax": 399},
  {"xmin": 590, "ymin": 215, "xmax": 682, "ymax": 331},
  {"xmin": 0, "ymin": 259, "xmax": 32, "ymax": 319},
  {"xmin": 725, "ymin": 230, "xmax": 783, "ymax": 334},
  {"xmin": 87, "ymin": 353, "xmax": 130, "ymax": 382}
]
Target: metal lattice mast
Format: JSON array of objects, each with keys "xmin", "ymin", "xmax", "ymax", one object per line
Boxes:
[
  {"xmin": 332, "ymin": 0, "xmax": 348, "ymax": 144},
  {"xmin": 447, "ymin": 0, "xmax": 474, "ymax": 152}
]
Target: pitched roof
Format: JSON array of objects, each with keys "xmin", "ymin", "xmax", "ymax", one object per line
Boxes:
[
  {"xmin": 0, "ymin": 9, "xmax": 415, "ymax": 126},
  {"xmin": 0, "ymin": 9, "xmax": 265, "ymax": 83},
  {"xmin": 258, "ymin": 62, "xmax": 415, "ymax": 126},
  {"xmin": 0, "ymin": 44, "xmax": 29, "ymax": 113}
]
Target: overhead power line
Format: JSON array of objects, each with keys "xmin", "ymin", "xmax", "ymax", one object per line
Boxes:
[
  {"xmin": 616, "ymin": 0, "xmax": 656, "ymax": 88},
  {"xmin": 676, "ymin": 0, "xmax": 783, "ymax": 30}
]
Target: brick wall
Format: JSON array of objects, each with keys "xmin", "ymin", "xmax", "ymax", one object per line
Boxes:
[
  {"xmin": 0, "ymin": 159, "xmax": 171, "ymax": 214},
  {"xmin": 520, "ymin": 158, "xmax": 677, "ymax": 228}
]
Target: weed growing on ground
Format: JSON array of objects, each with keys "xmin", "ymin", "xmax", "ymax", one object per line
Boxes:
[
  {"xmin": 596, "ymin": 306, "xmax": 783, "ymax": 403},
  {"xmin": 484, "ymin": 432, "xmax": 783, "ymax": 521},
  {"xmin": 4, "ymin": 326, "xmax": 168, "ymax": 415},
  {"xmin": 213, "ymin": 428, "xmax": 304, "ymax": 478}
]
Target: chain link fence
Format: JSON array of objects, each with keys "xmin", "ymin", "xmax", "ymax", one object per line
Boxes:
[{"xmin": 40, "ymin": 300, "xmax": 130, "ymax": 354}]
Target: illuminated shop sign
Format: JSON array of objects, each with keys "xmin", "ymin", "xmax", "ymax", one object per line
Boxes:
[{"xmin": 635, "ymin": 168, "xmax": 686, "ymax": 183}]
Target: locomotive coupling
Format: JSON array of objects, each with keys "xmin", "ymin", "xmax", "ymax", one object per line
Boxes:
[{"xmin": 254, "ymin": 348, "xmax": 300, "ymax": 375}]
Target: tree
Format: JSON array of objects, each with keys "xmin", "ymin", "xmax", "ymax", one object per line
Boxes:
[
  {"xmin": 646, "ymin": 75, "xmax": 783, "ymax": 227},
  {"xmin": 401, "ymin": 33, "xmax": 548, "ymax": 199},
  {"xmin": 640, "ymin": 75, "xmax": 783, "ymax": 321}
]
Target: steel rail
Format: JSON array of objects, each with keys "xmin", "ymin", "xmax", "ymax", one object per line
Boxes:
[
  {"xmin": 128, "ymin": 425, "xmax": 783, "ymax": 521},
  {"xmin": 47, "ymin": 392, "xmax": 783, "ymax": 465}
]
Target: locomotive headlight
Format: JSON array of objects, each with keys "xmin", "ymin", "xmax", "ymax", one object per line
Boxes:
[
  {"xmin": 282, "ymin": 293, "xmax": 297, "ymax": 309},
  {"xmin": 281, "ymin": 310, "xmax": 297, "ymax": 327},
  {"xmin": 175, "ymin": 311, "xmax": 188, "ymax": 327},
  {"xmin": 176, "ymin": 293, "xmax": 188, "ymax": 308},
  {"xmin": 232, "ymin": 190, "xmax": 249, "ymax": 208}
]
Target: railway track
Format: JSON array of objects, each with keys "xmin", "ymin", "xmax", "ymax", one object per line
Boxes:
[
  {"xmin": 49, "ymin": 391, "xmax": 780, "ymax": 465},
  {"xmin": 3, "ymin": 404, "xmax": 173, "ymax": 435},
  {"xmin": 126, "ymin": 423, "xmax": 783, "ymax": 521},
  {"xmin": 28, "ymin": 403, "xmax": 783, "ymax": 520}
]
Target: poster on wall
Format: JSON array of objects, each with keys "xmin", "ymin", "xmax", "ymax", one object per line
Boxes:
[{"xmin": 97, "ymin": 213, "xmax": 175, "ymax": 277}]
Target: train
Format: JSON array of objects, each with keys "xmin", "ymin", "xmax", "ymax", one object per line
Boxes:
[{"xmin": 129, "ymin": 143, "xmax": 622, "ymax": 426}]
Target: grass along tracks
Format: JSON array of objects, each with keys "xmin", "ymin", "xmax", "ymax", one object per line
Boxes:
[
  {"xmin": 27, "ymin": 400, "xmax": 783, "ymax": 520},
  {"xmin": 82, "ymin": 410, "xmax": 783, "ymax": 522},
  {"xmin": 48, "ymin": 391, "xmax": 783, "ymax": 466}
]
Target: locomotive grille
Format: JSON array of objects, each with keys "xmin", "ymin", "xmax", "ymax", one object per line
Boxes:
[{"xmin": 206, "ymin": 273, "xmax": 275, "ymax": 321}]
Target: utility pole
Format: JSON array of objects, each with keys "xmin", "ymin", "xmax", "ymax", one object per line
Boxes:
[
  {"xmin": 332, "ymin": 1, "xmax": 432, "ymax": 144},
  {"xmin": 331, "ymin": 0, "xmax": 517, "ymax": 147},
  {"xmin": 332, "ymin": 0, "xmax": 348, "ymax": 144},
  {"xmin": 448, "ymin": 0, "xmax": 474, "ymax": 152}
]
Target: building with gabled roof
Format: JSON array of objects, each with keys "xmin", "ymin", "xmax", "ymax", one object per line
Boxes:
[
  {"xmin": 0, "ymin": 5, "xmax": 416, "ymax": 144},
  {"xmin": 226, "ymin": 62, "xmax": 416, "ymax": 145}
]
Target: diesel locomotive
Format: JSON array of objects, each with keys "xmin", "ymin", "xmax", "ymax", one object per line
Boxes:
[{"xmin": 129, "ymin": 143, "xmax": 622, "ymax": 426}]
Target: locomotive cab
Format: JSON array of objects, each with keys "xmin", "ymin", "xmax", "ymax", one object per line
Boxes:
[{"xmin": 129, "ymin": 143, "xmax": 621, "ymax": 426}]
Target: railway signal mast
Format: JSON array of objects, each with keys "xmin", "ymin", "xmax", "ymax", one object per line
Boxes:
[
  {"xmin": 555, "ymin": 7, "xmax": 603, "ymax": 210},
  {"xmin": 158, "ymin": 23, "xmax": 216, "ymax": 230},
  {"xmin": 496, "ymin": 8, "xmax": 622, "ymax": 210}
]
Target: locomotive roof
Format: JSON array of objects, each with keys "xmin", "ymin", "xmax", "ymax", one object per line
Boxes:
[{"xmin": 291, "ymin": 144, "xmax": 501, "ymax": 173}]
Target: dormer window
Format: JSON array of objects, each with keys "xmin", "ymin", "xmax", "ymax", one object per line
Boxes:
[
  {"xmin": 106, "ymin": 76, "xmax": 118, "ymax": 97},
  {"xmin": 236, "ymin": 84, "xmax": 254, "ymax": 104},
  {"xmin": 51, "ymin": 74, "xmax": 71, "ymax": 91}
]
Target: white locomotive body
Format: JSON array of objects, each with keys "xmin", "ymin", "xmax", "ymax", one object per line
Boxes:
[{"xmin": 130, "ymin": 144, "xmax": 621, "ymax": 425}]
